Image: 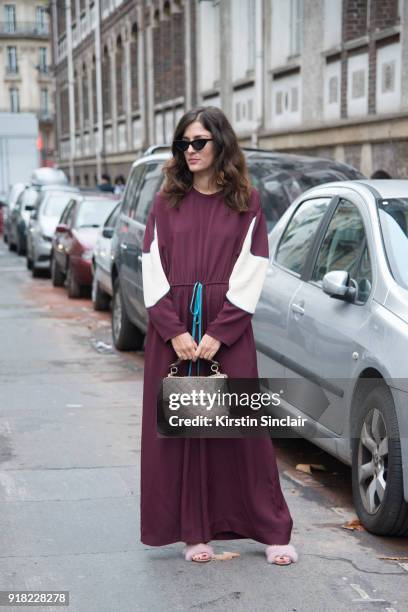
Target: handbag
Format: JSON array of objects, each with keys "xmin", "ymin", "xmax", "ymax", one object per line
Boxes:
[{"xmin": 157, "ymin": 281, "xmax": 231, "ymax": 437}]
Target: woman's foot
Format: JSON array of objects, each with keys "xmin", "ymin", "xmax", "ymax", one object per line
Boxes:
[
  {"xmin": 265, "ymin": 544, "xmax": 298, "ymax": 565},
  {"xmin": 183, "ymin": 542, "xmax": 214, "ymax": 563}
]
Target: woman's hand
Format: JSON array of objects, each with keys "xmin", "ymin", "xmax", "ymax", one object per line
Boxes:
[
  {"xmin": 194, "ymin": 334, "xmax": 221, "ymax": 361},
  {"xmin": 171, "ymin": 332, "xmax": 198, "ymax": 361}
]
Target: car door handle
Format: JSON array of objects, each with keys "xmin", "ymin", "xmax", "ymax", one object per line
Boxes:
[
  {"xmin": 120, "ymin": 243, "xmax": 127, "ymax": 250},
  {"xmin": 291, "ymin": 302, "xmax": 305, "ymax": 315}
]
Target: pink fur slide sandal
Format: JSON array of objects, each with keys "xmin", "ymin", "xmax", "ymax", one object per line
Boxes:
[
  {"xmin": 183, "ymin": 543, "xmax": 215, "ymax": 563},
  {"xmin": 265, "ymin": 544, "xmax": 298, "ymax": 565}
]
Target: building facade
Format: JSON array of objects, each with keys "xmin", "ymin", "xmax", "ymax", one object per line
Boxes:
[
  {"xmin": 0, "ymin": 0, "xmax": 55, "ymax": 165},
  {"xmin": 51, "ymin": 0, "xmax": 408, "ymax": 185}
]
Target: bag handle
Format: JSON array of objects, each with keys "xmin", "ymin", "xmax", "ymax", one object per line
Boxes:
[{"xmin": 168, "ymin": 358, "xmax": 222, "ymax": 377}]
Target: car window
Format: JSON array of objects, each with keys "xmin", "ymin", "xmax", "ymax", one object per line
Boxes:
[
  {"xmin": 22, "ymin": 187, "xmax": 39, "ymax": 209},
  {"xmin": 247, "ymin": 161, "xmax": 363, "ymax": 232},
  {"xmin": 134, "ymin": 162, "xmax": 164, "ymax": 224},
  {"xmin": 312, "ymin": 200, "xmax": 366, "ymax": 280},
  {"xmin": 43, "ymin": 193, "xmax": 77, "ymax": 218},
  {"xmin": 275, "ymin": 198, "xmax": 332, "ymax": 275},
  {"xmin": 354, "ymin": 245, "xmax": 372, "ymax": 304},
  {"xmin": 122, "ymin": 164, "xmax": 145, "ymax": 217},
  {"xmin": 311, "ymin": 199, "xmax": 371, "ymax": 303},
  {"xmin": 59, "ymin": 199, "xmax": 74, "ymax": 224},
  {"xmin": 248, "ymin": 162, "xmax": 291, "ymax": 231},
  {"xmin": 75, "ymin": 199, "xmax": 117, "ymax": 228},
  {"xmin": 378, "ymin": 198, "xmax": 408, "ymax": 290},
  {"xmin": 65, "ymin": 201, "xmax": 77, "ymax": 227},
  {"xmin": 104, "ymin": 203, "xmax": 120, "ymax": 228}
]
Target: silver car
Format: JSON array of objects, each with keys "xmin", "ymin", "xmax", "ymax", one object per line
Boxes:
[
  {"xmin": 26, "ymin": 185, "xmax": 80, "ymax": 276},
  {"xmin": 91, "ymin": 201, "xmax": 121, "ymax": 310},
  {"xmin": 253, "ymin": 179, "xmax": 408, "ymax": 535}
]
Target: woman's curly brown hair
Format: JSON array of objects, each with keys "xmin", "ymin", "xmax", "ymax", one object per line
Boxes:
[{"xmin": 162, "ymin": 106, "xmax": 252, "ymax": 213}]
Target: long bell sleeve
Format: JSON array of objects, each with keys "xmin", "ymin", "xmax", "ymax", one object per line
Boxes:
[
  {"xmin": 205, "ymin": 193, "xmax": 269, "ymax": 347},
  {"xmin": 142, "ymin": 197, "xmax": 187, "ymax": 344}
]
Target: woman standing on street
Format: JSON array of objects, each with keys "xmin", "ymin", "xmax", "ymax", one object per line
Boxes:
[{"xmin": 140, "ymin": 106, "xmax": 298, "ymax": 565}]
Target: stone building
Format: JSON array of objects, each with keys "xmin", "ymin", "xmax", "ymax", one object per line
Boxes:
[
  {"xmin": 0, "ymin": 0, "xmax": 55, "ymax": 165},
  {"xmin": 51, "ymin": 0, "xmax": 407, "ymax": 185}
]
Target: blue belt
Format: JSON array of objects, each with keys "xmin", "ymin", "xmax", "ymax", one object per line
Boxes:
[{"xmin": 187, "ymin": 281, "xmax": 203, "ymax": 376}]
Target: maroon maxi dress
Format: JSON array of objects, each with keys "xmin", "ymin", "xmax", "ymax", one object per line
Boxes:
[{"xmin": 140, "ymin": 185, "xmax": 294, "ymax": 546}]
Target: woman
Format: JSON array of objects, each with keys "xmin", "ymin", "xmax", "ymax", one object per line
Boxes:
[{"xmin": 140, "ymin": 106, "xmax": 297, "ymax": 565}]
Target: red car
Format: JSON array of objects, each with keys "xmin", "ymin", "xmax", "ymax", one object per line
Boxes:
[{"xmin": 51, "ymin": 192, "xmax": 118, "ymax": 298}]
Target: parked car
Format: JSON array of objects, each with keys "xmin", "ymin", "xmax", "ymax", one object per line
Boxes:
[
  {"xmin": 26, "ymin": 185, "xmax": 80, "ymax": 276},
  {"xmin": 8, "ymin": 168, "xmax": 69, "ymax": 255},
  {"xmin": 51, "ymin": 193, "xmax": 118, "ymax": 298},
  {"xmin": 91, "ymin": 201, "xmax": 121, "ymax": 310},
  {"xmin": 110, "ymin": 148, "xmax": 364, "ymax": 351},
  {"xmin": 2, "ymin": 182, "xmax": 25, "ymax": 245},
  {"xmin": 9, "ymin": 186, "xmax": 40, "ymax": 254},
  {"xmin": 252, "ymin": 178, "xmax": 408, "ymax": 536}
]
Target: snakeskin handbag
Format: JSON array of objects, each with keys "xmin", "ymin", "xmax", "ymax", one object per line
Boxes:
[{"xmin": 157, "ymin": 358, "xmax": 231, "ymax": 436}]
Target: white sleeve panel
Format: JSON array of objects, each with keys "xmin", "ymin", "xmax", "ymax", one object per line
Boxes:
[
  {"xmin": 225, "ymin": 216, "xmax": 269, "ymax": 314},
  {"xmin": 142, "ymin": 219, "xmax": 170, "ymax": 308}
]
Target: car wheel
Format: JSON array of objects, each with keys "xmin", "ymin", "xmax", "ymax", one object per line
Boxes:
[
  {"xmin": 3, "ymin": 233, "xmax": 8, "ymax": 244},
  {"xmin": 26, "ymin": 255, "xmax": 33, "ymax": 270},
  {"xmin": 92, "ymin": 269, "xmax": 110, "ymax": 311},
  {"xmin": 111, "ymin": 278, "xmax": 144, "ymax": 351},
  {"xmin": 8, "ymin": 238, "xmax": 16, "ymax": 252},
  {"xmin": 67, "ymin": 265, "xmax": 81, "ymax": 299},
  {"xmin": 351, "ymin": 382, "xmax": 408, "ymax": 536},
  {"xmin": 17, "ymin": 234, "xmax": 26, "ymax": 256},
  {"xmin": 51, "ymin": 253, "xmax": 65, "ymax": 287},
  {"xmin": 32, "ymin": 262, "xmax": 42, "ymax": 278}
]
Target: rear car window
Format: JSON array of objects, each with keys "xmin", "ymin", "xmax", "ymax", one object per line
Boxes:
[{"xmin": 248, "ymin": 160, "xmax": 363, "ymax": 232}]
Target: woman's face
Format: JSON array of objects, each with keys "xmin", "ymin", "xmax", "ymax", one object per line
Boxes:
[{"xmin": 182, "ymin": 120, "xmax": 215, "ymax": 175}]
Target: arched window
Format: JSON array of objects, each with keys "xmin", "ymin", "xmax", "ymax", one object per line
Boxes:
[
  {"xmin": 102, "ymin": 45, "xmax": 111, "ymax": 120},
  {"xmin": 83, "ymin": 62, "xmax": 89, "ymax": 124},
  {"xmin": 116, "ymin": 35, "xmax": 124, "ymax": 115},
  {"xmin": 153, "ymin": 9, "xmax": 161, "ymax": 104},
  {"xmin": 171, "ymin": 0, "xmax": 184, "ymax": 98},
  {"xmin": 92, "ymin": 55, "xmax": 97, "ymax": 121},
  {"xmin": 74, "ymin": 69, "xmax": 80, "ymax": 129},
  {"xmin": 130, "ymin": 23, "xmax": 139, "ymax": 111}
]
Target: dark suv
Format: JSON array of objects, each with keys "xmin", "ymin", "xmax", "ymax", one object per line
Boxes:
[{"xmin": 110, "ymin": 148, "xmax": 365, "ymax": 351}]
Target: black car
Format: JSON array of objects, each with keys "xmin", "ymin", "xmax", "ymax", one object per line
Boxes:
[{"xmin": 109, "ymin": 147, "xmax": 365, "ymax": 351}]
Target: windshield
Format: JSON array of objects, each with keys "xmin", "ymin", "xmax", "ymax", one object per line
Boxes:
[
  {"xmin": 248, "ymin": 161, "xmax": 361, "ymax": 232},
  {"xmin": 42, "ymin": 193, "xmax": 76, "ymax": 217},
  {"xmin": 378, "ymin": 198, "xmax": 408, "ymax": 290},
  {"xmin": 75, "ymin": 199, "xmax": 117, "ymax": 228}
]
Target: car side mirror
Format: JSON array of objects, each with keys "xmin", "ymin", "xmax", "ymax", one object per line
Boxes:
[
  {"xmin": 322, "ymin": 270, "xmax": 357, "ymax": 303},
  {"xmin": 56, "ymin": 223, "xmax": 69, "ymax": 233},
  {"xmin": 102, "ymin": 227, "xmax": 114, "ymax": 239}
]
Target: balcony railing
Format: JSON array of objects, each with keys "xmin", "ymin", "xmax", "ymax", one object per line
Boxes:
[
  {"xmin": 0, "ymin": 22, "xmax": 49, "ymax": 37},
  {"xmin": 38, "ymin": 65, "xmax": 52, "ymax": 76},
  {"xmin": 5, "ymin": 66, "xmax": 19, "ymax": 75}
]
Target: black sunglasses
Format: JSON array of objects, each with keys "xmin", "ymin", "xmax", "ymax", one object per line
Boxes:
[{"xmin": 173, "ymin": 138, "xmax": 213, "ymax": 152}]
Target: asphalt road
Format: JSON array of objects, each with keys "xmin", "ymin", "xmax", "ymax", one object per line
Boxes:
[{"xmin": 0, "ymin": 240, "xmax": 407, "ymax": 612}]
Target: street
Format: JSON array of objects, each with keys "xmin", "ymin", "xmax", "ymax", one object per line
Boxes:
[{"xmin": 0, "ymin": 241, "xmax": 407, "ymax": 612}]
